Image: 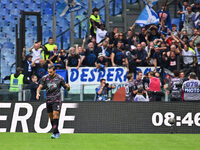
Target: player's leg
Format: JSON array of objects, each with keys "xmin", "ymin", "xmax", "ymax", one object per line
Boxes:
[
  {"xmin": 46, "ymin": 103, "xmax": 56, "ymax": 138},
  {"xmin": 52, "ymin": 102, "xmax": 61, "ymax": 138},
  {"xmin": 52, "ymin": 110, "xmax": 60, "ymax": 134},
  {"xmin": 48, "ymin": 113, "xmax": 53, "ymax": 127}
]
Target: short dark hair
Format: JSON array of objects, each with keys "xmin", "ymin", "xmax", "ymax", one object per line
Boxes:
[
  {"xmin": 172, "ymin": 24, "xmax": 177, "ymax": 27},
  {"xmin": 100, "ymin": 79, "xmax": 106, "ymax": 83},
  {"xmin": 189, "ymin": 72, "xmax": 196, "ymax": 79},
  {"xmin": 31, "ymin": 74, "xmax": 37, "ymax": 79},
  {"xmin": 48, "ymin": 37, "xmax": 53, "ymax": 40},
  {"xmin": 127, "ymin": 74, "xmax": 133, "ymax": 80},
  {"xmin": 149, "ymin": 71, "xmax": 155, "ymax": 77},
  {"xmin": 48, "ymin": 65, "xmax": 56, "ymax": 71},
  {"xmin": 173, "ymin": 70, "xmax": 180, "ymax": 77},
  {"xmin": 137, "ymin": 71, "xmax": 142, "ymax": 75}
]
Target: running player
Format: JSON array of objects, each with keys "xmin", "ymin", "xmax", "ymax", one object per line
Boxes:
[{"xmin": 36, "ymin": 65, "xmax": 70, "ymax": 139}]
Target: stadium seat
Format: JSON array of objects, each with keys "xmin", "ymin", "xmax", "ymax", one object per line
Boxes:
[{"xmin": 171, "ymin": 18, "xmax": 180, "ymax": 31}]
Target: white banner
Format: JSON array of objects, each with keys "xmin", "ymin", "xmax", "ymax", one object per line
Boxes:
[
  {"xmin": 68, "ymin": 67, "xmax": 128, "ymax": 85},
  {"xmin": 68, "ymin": 67, "xmax": 157, "ymax": 94}
]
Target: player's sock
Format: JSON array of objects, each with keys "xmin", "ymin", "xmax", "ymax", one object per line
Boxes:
[
  {"xmin": 51, "ymin": 120, "xmax": 54, "ymax": 127},
  {"xmin": 53, "ymin": 119, "xmax": 59, "ymax": 134}
]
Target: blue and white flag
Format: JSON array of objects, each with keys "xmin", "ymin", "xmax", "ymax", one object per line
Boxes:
[
  {"xmin": 135, "ymin": 5, "xmax": 159, "ymax": 27},
  {"xmin": 142, "ymin": 0, "xmax": 159, "ymax": 7},
  {"xmin": 59, "ymin": 0, "xmax": 85, "ymax": 17}
]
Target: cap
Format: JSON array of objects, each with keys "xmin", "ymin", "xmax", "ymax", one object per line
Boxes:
[{"xmin": 98, "ymin": 53, "xmax": 105, "ymax": 58}]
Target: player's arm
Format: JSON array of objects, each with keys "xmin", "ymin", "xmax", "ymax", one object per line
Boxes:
[
  {"xmin": 60, "ymin": 78, "xmax": 70, "ymax": 91},
  {"xmin": 36, "ymin": 84, "xmax": 43, "ymax": 100},
  {"xmin": 65, "ymin": 83, "xmax": 70, "ymax": 91}
]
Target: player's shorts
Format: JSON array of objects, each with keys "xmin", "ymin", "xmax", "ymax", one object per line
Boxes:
[{"xmin": 46, "ymin": 102, "xmax": 61, "ymax": 113}]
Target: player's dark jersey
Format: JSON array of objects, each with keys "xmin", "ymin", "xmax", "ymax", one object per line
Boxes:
[
  {"xmin": 125, "ymin": 81, "xmax": 134, "ymax": 101},
  {"xmin": 40, "ymin": 74, "xmax": 67, "ymax": 103},
  {"xmin": 133, "ymin": 79, "xmax": 144, "ymax": 97},
  {"xmin": 170, "ymin": 77, "xmax": 183, "ymax": 99}
]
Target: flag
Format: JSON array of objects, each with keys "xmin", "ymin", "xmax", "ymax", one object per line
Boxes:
[
  {"xmin": 59, "ymin": 0, "xmax": 85, "ymax": 17},
  {"xmin": 142, "ymin": 0, "xmax": 159, "ymax": 7},
  {"xmin": 193, "ymin": 12, "xmax": 200, "ymax": 28},
  {"xmin": 135, "ymin": 5, "xmax": 159, "ymax": 27}
]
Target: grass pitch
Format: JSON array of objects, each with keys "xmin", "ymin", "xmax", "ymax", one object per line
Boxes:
[{"xmin": 0, "ymin": 133, "xmax": 199, "ymax": 150}]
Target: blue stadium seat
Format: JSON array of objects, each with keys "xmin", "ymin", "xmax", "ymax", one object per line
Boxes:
[
  {"xmin": 171, "ymin": 18, "xmax": 180, "ymax": 31},
  {"xmin": 24, "ymin": 0, "xmax": 32, "ymax": 4}
]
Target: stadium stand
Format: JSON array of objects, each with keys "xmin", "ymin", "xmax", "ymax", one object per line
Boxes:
[{"xmin": 0, "ymin": 0, "xmax": 200, "ymax": 102}]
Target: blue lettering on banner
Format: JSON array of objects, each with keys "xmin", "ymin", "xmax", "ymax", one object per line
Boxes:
[
  {"xmin": 123, "ymin": 72, "xmax": 127, "ymax": 82},
  {"xmin": 81, "ymin": 68, "xmax": 89, "ymax": 82},
  {"xmin": 70, "ymin": 68, "xmax": 79, "ymax": 82},
  {"xmin": 107, "ymin": 68, "xmax": 114, "ymax": 82},
  {"xmin": 88, "ymin": 69, "xmax": 97, "ymax": 82},
  {"xmin": 115, "ymin": 68, "xmax": 123, "ymax": 82},
  {"xmin": 97, "ymin": 69, "xmax": 106, "ymax": 82}
]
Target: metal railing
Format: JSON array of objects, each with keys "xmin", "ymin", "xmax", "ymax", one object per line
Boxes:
[{"xmin": 56, "ymin": 0, "xmax": 140, "ymax": 48}]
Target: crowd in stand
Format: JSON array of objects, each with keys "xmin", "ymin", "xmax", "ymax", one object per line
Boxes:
[{"xmin": 5, "ymin": 1, "xmax": 200, "ymax": 101}]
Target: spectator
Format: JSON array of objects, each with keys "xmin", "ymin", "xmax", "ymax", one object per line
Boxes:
[
  {"xmin": 126, "ymin": 29, "xmax": 134, "ymax": 46},
  {"xmin": 65, "ymin": 47, "xmax": 81, "ymax": 70},
  {"xmin": 29, "ymin": 42, "xmax": 43, "ymax": 64},
  {"xmin": 77, "ymin": 46, "xmax": 86, "ymax": 66},
  {"xmin": 171, "ymin": 24, "xmax": 179, "ymax": 36},
  {"xmin": 179, "ymin": 71, "xmax": 187, "ymax": 82},
  {"xmin": 164, "ymin": 51, "xmax": 178, "ymax": 72},
  {"xmin": 178, "ymin": 0, "xmax": 189, "ymax": 31},
  {"xmin": 157, "ymin": 3, "xmax": 172, "ymax": 29},
  {"xmin": 125, "ymin": 48, "xmax": 137, "ymax": 74},
  {"xmin": 49, "ymin": 46, "xmax": 59, "ymax": 63},
  {"xmin": 95, "ymin": 79, "xmax": 115, "ymax": 101},
  {"xmin": 108, "ymin": 26, "xmax": 119, "ymax": 45},
  {"xmin": 57, "ymin": 49, "xmax": 68, "ymax": 69},
  {"xmin": 111, "ymin": 41, "xmax": 127, "ymax": 67},
  {"xmin": 96, "ymin": 24, "xmax": 107, "ymax": 44},
  {"xmin": 153, "ymin": 46, "xmax": 165, "ymax": 73},
  {"xmin": 190, "ymin": 28, "xmax": 200, "ymax": 46},
  {"xmin": 169, "ymin": 70, "xmax": 183, "ymax": 101},
  {"xmin": 133, "ymin": 71, "xmax": 144, "ymax": 98},
  {"xmin": 34, "ymin": 59, "xmax": 53, "ymax": 80},
  {"xmin": 43, "ymin": 37, "xmax": 57, "ymax": 60},
  {"xmin": 135, "ymin": 44, "xmax": 148, "ymax": 66},
  {"xmin": 178, "ymin": 6, "xmax": 195, "ymax": 36},
  {"xmin": 95, "ymin": 53, "xmax": 108, "ymax": 69},
  {"xmin": 89, "ymin": 8, "xmax": 101, "ymax": 37},
  {"xmin": 148, "ymin": 71, "xmax": 162, "ymax": 101},
  {"xmin": 195, "ymin": 43, "xmax": 200, "ymax": 78},
  {"xmin": 22, "ymin": 47, "xmax": 34, "ymax": 81},
  {"xmin": 138, "ymin": 27, "xmax": 147, "ymax": 43},
  {"xmin": 125, "ymin": 73, "xmax": 134, "ymax": 102},
  {"xmin": 29, "ymin": 75, "xmax": 39, "ymax": 101},
  {"xmin": 98, "ymin": 40, "xmax": 112, "ymax": 65},
  {"xmin": 181, "ymin": 44, "xmax": 196, "ymax": 76},
  {"xmin": 182, "ymin": 72, "xmax": 200, "ymax": 101},
  {"xmin": 83, "ymin": 42, "xmax": 97, "ymax": 67},
  {"xmin": 146, "ymin": 42, "xmax": 155, "ymax": 65},
  {"xmin": 147, "ymin": 25, "xmax": 161, "ymax": 42},
  {"xmin": 134, "ymin": 87, "xmax": 149, "ymax": 102}
]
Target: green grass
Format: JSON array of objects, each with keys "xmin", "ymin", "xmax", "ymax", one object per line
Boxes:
[{"xmin": 0, "ymin": 133, "xmax": 200, "ymax": 150}]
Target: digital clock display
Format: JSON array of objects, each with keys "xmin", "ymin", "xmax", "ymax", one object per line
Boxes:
[{"xmin": 152, "ymin": 112, "xmax": 200, "ymax": 127}]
